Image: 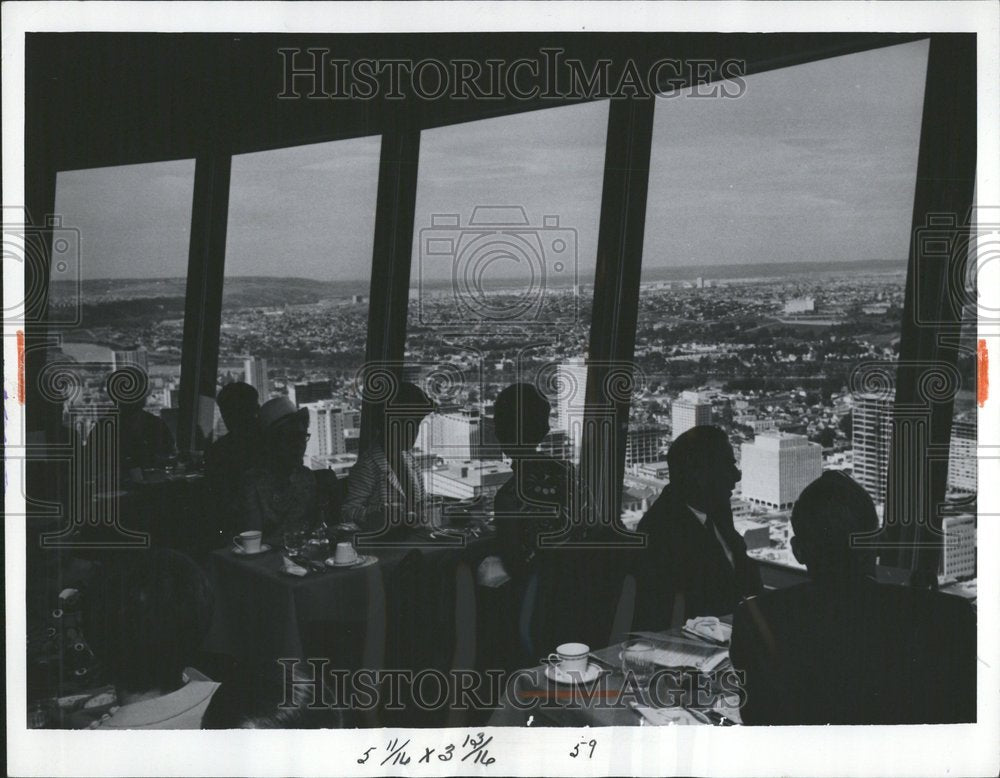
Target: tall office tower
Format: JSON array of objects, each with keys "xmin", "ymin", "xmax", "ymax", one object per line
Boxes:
[
  {"xmin": 161, "ymin": 387, "xmax": 181, "ymax": 408},
  {"xmin": 303, "ymin": 401, "xmax": 346, "ymax": 461},
  {"xmin": 554, "ymin": 357, "xmax": 588, "ymax": 460},
  {"xmin": 852, "ymin": 392, "xmax": 894, "ymax": 504},
  {"xmin": 538, "ymin": 429, "xmax": 571, "ymax": 461},
  {"xmin": 948, "ymin": 418, "xmax": 977, "ymax": 494},
  {"xmin": 288, "ymin": 380, "xmax": 333, "ymax": 407},
  {"xmin": 626, "ymin": 425, "xmax": 667, "ymax": 466},
  {"xmin": 243, "ymin": 357, "xmax": 270, "ymax": 399},
  {"xmin": 112, "ymin": 348, "xmax": 148, "ymax": 372},
  {"xmin": 671, "ymin": 391, "xmax": 712, "ymax": 438},
  {"xmin": 940, "ymin": 513, "xmax": 976, "ymax": 580},
  {"xmin": 740, "ymin": 432, "xmax": 823, "ymax": 510},
  {"xmin": 421, "ymin": 407, "xmax": 497, "ymax": 461}
]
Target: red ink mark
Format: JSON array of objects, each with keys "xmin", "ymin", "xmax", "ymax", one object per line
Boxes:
[
  {"xmin": 17, "ymin": 330, "xmax": 26, "ymax": 404},
  {"xmin": 978, "ymin": 339, "xmax": 989, "ymax": 407}
]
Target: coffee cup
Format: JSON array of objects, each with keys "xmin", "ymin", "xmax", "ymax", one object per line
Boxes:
[
  {"xmin": 546, "ymin": 642, "xmax": 589, "ymax": 674},
  {"xmin": 233, "ymin": 530, "xmax": 263, "ymax": 554},
  {"xmin": 333, "ymin": 541, "xmax": 359, "ymax": 566}
]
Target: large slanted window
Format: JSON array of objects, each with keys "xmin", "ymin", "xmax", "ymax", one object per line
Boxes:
[
  {"xmin": 620, "ymin": 41, "xmax": 931, "ymax": 574},
  {"xmin": 221, "ymin": 137, "xmax": 381, "ymax": 469},
  {"xmin": 401, "ymin": 101, "xmax": 609, "ymax": 504},
  {"xmin": 50, "ymin": 159, "xmax": 197, "ymax": 443}
]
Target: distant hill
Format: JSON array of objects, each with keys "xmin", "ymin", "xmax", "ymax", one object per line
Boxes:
[
  {"xmin": 47, "ymin": 260, "xmax": 906, "ymax": 308},
  {"xmin": 49, "ymin": 276, "xmax": 371, "ymax": 308}
]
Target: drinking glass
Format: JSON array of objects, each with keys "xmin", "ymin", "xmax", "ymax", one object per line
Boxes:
[
  {"xmin": 283, "ymin": 527, "xmax": 307, "ymax": 557},
  {"xmin": 621, "ymin": 640, "xmax": 656, "ymax": 689}
]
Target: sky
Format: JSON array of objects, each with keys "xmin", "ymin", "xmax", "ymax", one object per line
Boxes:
[{"xmin": 53, "ymin": 39, "xmax": 929, "ymax": 282}]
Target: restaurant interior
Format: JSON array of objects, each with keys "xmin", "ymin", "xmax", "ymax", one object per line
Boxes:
[{"xmin": 21, "ymin": 31, "xmax": 977, "ymax": 729}]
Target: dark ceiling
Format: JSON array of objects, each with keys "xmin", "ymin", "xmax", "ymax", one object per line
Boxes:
[{"xmin": 26, "ymin": 32, "xmax": 930, "ymax": 172}]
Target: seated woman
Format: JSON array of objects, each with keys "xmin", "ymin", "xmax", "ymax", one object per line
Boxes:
[
  {"xmin": 239, "ymin": 397, "xmax": 322, "ymax": 541},
  {"xmin": 341, "ymin": 382, "xmax": 436, "ymax": 533},
  {"xmin": 85, "ymin": 548, "xmax": 218, "ymax": 729}
]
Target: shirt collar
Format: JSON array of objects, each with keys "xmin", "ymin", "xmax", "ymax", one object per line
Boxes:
[{"xmin": 687, "ymin": 504, "xmax": 708, "ymax": 526}]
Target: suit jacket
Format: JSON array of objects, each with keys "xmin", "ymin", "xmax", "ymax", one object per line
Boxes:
[
  {"xmin": 730, "ymin": 579, "xmax": 977, "ymax": 725},
  {"xmin": 635, "ymin": 485, "xmax": 761, "ymax": 628}
]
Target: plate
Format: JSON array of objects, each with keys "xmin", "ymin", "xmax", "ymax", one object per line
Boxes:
[
  {"xmin": 231, "ymin": 543, "xmax": 271, "ymax": 556},
  {"xmin": 543, "ymin": 662, "xmax": 604, "ymax": 685},
  {"xmin": 324, "ymin": 554, "xmax": 377, "ymax": 569}
]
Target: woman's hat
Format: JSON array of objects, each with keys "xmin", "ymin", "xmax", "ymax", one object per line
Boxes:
[{"xmin": 259, "ymin": 396, "xmax": 309, "ymax": 431}]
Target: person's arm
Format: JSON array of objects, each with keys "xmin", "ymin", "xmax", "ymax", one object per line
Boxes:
[
  {"xmin": 238, "ymin": 476, "xmax": 265, "ymax": 535},
  {"xmin": 341, "ymin": 451, "xmax": 384, "ymax": 530}
]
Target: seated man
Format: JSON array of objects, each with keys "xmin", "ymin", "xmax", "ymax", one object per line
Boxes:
[
  {"xmin": 489, "ymin": 383, "xmax": 596, "ymax": 663},
  {"xmin": 635, "ymin": 426, "xmax": 761, "ymax": 627},
  {"xmin": 205, "ymin": 381, "xmax": 263, "ymax": 540},
  {"xmin": 341, "ymin": 382, "xmax": 436, "ymax": 533},
  {"xmin": 729, "ymin": 471, "xmax": 976, "ymax": 724},
  {"xmin": 240, "ymin": 397, "xmax": 322, "ymax": 540},
  {"xmin": 86, "ymin": 548, "xmax": 218, "ymax": 728},
  {"xmin": 87, "ymin": 366, "xmax": 176, "ymax": 478}
]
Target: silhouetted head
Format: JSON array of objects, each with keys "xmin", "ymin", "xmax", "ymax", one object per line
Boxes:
[
  {"xmin": 106, "ymin": 366, "xmax": 149, "ymax": 413},
  {"xmin": 493, "ymin": 383, "xmax": 551, "ymax": 459},
  {"xmin": 217, "ymin": 382, "xmax": 259, "ymax": 434},
  {"xmin": 260, "ymin": 397, "xmax": 310, "ymax": 469},
  {"xmin": 88, "ymin": 548, "xmax": 213, "ymax": 696},
  {"xmin": 383, "ymin": 382, "xmax": 436, "ymax": 452},
  {"xmin": 790, "ymin": 471, "xmax": 878, "ymax": 585},
  {"xmin": 666, "ymin": 425, "xmax": 740, "ymax": 513}
]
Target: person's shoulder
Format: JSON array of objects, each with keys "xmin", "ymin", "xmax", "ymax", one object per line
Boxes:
[{"xmin": 736, "ymin": 581, "xmax": 817, "ymax": 621}]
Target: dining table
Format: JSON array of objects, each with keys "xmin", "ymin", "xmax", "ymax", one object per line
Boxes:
[
  {"xmin": 203, "ymin": 524, "xmax": 500, "ymax": 665},
  {"xmin": 487, "ymin": 622, "xmax": 743, "ymax": 727}
]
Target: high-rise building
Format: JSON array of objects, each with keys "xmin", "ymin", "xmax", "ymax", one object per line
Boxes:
[
  {"xmin": 853, "ymin": 392, "xmax": 894, "ymax": 504},
  {"xmin": 112, "ymin": 348, "xmax": 148, "ymax": 372},
  {"xmin": 303, "ymin": 401, "xmax": 346, "ymax": 461},
  {"xmin": 740, "ymin": 432, "xmax": 823, "ymax": 510},
  {"xmin": 161, "ymin": 387, "xmax": 181, "ymax": 409},
  {"xmin": 243, "ymin": 357, "xmax": 270, "ymax": 399},
  {"xmin": 948, "ymin": 418, "xmax": 977, "ymax": 494},
  {"xmin": 626, "ymin": 425, "xmax": 667, "ymax": 465},
  {"xmin": 538, "ymin": 429, "xmax": 571, "ymax": 461},
  {"xmin": 420, "ymin": 407, "xmax": 500, "ymax": 462},
  {"xmin": 671, "ymin": 391, "xmax": 712, "ymax": 438},
  {"xmin": 553, "ymin": 357, "xmax": 588, "ymax": 460},
  {"xmin": 288, "ymin": 380, "xmax": 334, "ymax": 407},
  {"xmin": 939, "ymin": 513, "xmax": 976, "ymax": 580}
]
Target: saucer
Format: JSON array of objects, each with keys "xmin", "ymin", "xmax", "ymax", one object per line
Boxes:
[
  {"xmin": 324, "ymin": 554, "xmax": 377, "ymax": 569},
  {"xmin": 543, "ymin": 662, "xmax": 603, "ymax": 685},
  {"xmin": 232, "ymin": 543, "xmax": 271, "ymax": 556}
]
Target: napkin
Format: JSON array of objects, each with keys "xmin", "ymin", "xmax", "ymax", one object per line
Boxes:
[
  {"xmin": 476, "ymin": 555, "xmax": 511, "ymax": 588},
  {"xmin": 281, "ymin": 556, "xmax": 308, "ymax": 577},
  {"xmin": 683, "ymin": 616, "xmax": 732, "ymax": 645}
]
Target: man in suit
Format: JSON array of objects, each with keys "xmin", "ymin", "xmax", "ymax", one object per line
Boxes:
[
  {"xmin": 729, "ymin": 471, "xmax": 976, "ymax": 724},
  {"xmin": 636, "ymin": 425, "xmax": 762, "ymax": 628}
]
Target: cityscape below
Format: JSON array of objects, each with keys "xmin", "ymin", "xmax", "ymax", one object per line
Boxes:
[{"xmin": 47, "ymin": 259, "xmax": 978, "ymax": 594}]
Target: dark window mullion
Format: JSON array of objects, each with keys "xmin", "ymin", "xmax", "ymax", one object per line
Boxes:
[
  {"xmin": 583, "ymin": 97, "xmax": 656, "ymax": 528},
  {"xmin": 179, "ymin": 154, "xmax": 232, "ymax": 454}
]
